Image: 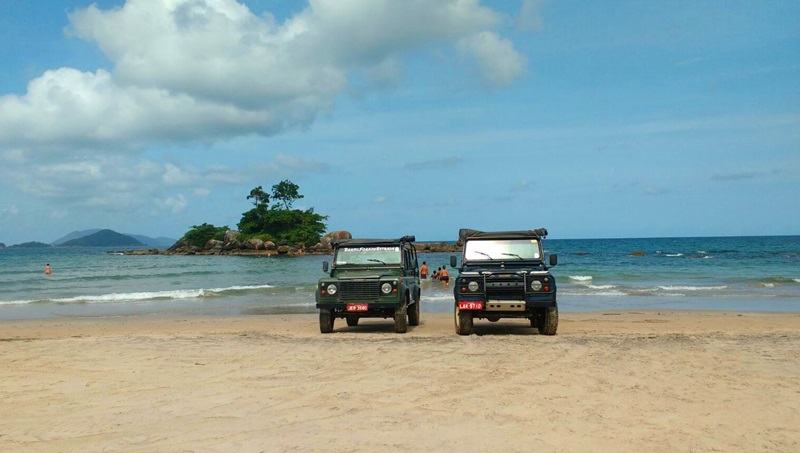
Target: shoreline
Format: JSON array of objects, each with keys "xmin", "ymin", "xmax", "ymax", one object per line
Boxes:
[
  {"xmin": 2, "ymin": 292, "xmax": 799, "ymax": 323},
  {"xmin": 2, "ymin": 311, "xmax": 799, "ymax": 452},
  {"xmin": 2, "ymin": 310, "xmax": 800, "ymax": 339}
]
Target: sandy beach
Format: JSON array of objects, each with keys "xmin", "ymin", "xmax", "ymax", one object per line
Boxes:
[{"xmin": 1, "ymin": 311, "xmax": 799, "ymax": 452}]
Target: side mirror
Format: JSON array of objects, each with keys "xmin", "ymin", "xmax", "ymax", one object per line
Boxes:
[
  {"xmin": 450, "ymin": 256, "xmax": 458, "ymax": 268},
  {"xmin": 322, "ymin": 261, "xmax": 329, "ymax": 273},
  {"xmin": 549, "ymin": 254, "xmax": 558, "ymax": 267}
]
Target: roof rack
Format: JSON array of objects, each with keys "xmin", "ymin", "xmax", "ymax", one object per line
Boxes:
[
  {"xmin": 333, "ymin": 235, "xmax": 416, "ymax": 247},
  {"xmin": 458, "ymin": 228, "xmax": 548, "ymax": 242}
]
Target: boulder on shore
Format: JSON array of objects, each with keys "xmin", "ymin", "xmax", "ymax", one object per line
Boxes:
[
  {"xmin": 320, "ymin": 231, "xmax": 352, "ymax": 249},
  {"xmin": 224, "ymin": 230, "xmax": 240, "ymax": 243}
]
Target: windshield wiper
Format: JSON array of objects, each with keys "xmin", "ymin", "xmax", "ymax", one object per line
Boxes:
[
  {"xmin": 501, "ymin": 253, "xmax": 524, "ymax": 260},
  {"xmin": 367, "ymin": 259, "xmax": 387, "ymax": 265},
  {"xmin": 474, "ymin": 251, "xmax": 493, "ymax": 260}
]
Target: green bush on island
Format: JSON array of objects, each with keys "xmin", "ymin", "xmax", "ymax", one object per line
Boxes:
[
  {"xmin": 237, "ymin": 180, "xmax": 327, "ymax": 246},
  {"xmin": 182, "ymin": 223, "xmax": 229, "ymax": 248}
]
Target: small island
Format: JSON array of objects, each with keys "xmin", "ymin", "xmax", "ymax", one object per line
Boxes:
[
  {"xmin": 131, "ymin": 180, "xmax": 327, "ymax": 256},
  {"xmin": 123, "ymin": 180, "xmax": 458, "ymax": 256},
  {"xmin": 8, "ymin": 241, "xmax": 52, "ymax": 249}
]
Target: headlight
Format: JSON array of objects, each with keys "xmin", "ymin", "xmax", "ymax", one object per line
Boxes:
[
  {"xmin": 530, "ymin": 280, "xmax": 543, "ymax": 291},
  {"xmin": 381, "ymin": 282, "xmax": 393, "ymax": 294},
  {"xmin": 326, "ymin": 283, "xmax": 338, "ymax": 295},
  {"xmin": 467, "ymin": 281, "xmax": 479, "ymax": 292}
]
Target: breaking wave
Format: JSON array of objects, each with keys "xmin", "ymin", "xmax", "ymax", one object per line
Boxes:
[
  {"xmin": 0, "ymin": 284, "xmax": 275, "ymax": 306},
  {"xmin": 657, "ymin": 285, "xmax": 728, "ymax": 291}
]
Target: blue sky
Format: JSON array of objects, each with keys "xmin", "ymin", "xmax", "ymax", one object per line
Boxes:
[{"xmin": 0, "ymin": 0, "xmax": 798, "ymax": 245}]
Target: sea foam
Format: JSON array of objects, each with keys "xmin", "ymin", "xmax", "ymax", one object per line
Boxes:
[
  {"xmin": 657, "ymin": 285, "xmax": 728, "ymax": 291},
  {"xmin": 1, "ymin": 284, "xmax": 275, "ymax": 305}
]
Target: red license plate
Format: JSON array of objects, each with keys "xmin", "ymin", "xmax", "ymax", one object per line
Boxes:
[
  {"xmin": 346, "ymin": 303, "xmax": 369, "ymax": 312},
  {"xmin": 458, "ymin": 301, "xmax": 483, "ymax": 310}
]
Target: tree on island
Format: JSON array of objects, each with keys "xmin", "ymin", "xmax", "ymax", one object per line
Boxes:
[
  {"xmin": 270, "ymin": 180, "xmax": 303, "ymax": 210},
  {"xmin": 238, "ymin": 180, "xmax": 326, "ymax": 246},
  {"xmin": 246, "ymin": 186, "xmax": 269, "ymax": 208}
]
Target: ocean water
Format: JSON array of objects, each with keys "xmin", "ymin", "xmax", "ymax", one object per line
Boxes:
[{"xmin": 1, "ymin": 236, "xmax": 798, "ymax": 320}]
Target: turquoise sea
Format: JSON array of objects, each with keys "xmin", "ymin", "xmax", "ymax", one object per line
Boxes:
[{"xmin": 1, "ymin": 236, "xmax": 798, "ymax": 321}]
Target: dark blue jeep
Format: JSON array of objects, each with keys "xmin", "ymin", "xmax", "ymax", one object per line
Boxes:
[{"xmin": 450, "ymin": 228, "xmax": 558, "ymax": 335}]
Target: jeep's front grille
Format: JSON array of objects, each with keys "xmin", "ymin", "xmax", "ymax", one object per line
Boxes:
[
  {"xmin": 485, "ymin": 275, "xmax": 525, "ymax": 300},
  {"xmin": 339, "ymin": 281, "xmax": 380, "ymax": 300}
]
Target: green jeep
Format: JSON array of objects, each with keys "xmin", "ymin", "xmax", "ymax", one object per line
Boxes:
[{"xmin": 316, "ymin": 236, "xmax": 421, "ymax": 333}]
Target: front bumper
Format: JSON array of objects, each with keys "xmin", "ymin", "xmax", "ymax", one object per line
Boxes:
[
  {"xmin": 454, "ymin": 293, "xmax": 557, "ymax": 316},
  {"xmin": 315, "ymin": 302, "xmax": 403, "ymax": 310}
]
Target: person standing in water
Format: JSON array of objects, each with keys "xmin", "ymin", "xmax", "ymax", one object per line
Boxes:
[
  {"xmin": 419, "ymin": 261, "xmax": 428, "ymax": 280},
  {"xmin": 439, "ymin": 265, "xmax": 450, "ymax": 287},
  {"xmin": 45, "ymin": 263, "xmax": 51, "ymax": 276}
]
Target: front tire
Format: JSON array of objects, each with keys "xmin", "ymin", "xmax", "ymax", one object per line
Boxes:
[
  {"xmin": 408, "ymin": 294, "xmax": 420, "ymax": 326},
  {"xmin": 454, "ymin": 303, "xmax": 473, "ymax": 336},
  {"xmin": 394, "ymin": 305, "xmax": 408, "ymax": 333},
  {"xmin": 537, "ymin": 304, "xmax": 558, "ymax": 335},
  {"xmin": 319, "ymin": 309, "xmax": 334, "ymax": 334}
]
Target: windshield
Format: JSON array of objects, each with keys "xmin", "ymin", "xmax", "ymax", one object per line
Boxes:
[
  {"xmin": 335, "ymin": 246, "xmax": 402, "ymax": 265},
  {"xmin": 463, "ymin": 239, "xmax": 541, "ymax": 261}
]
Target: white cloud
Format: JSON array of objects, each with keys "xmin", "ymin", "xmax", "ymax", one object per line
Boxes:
[
  {"xmin": 163, "ymin": 163, "xmax": 199, "ymax": 186},
  {"xmin": 2, "ymin": 149, "xmax": 26, "ymax": 163},
  {"xmin": 644, "ymin": 186, "xmax": 669, "ymax": 196},
  {"xmin": 517, "ymin": 0, "xmax": 545, "ymax": 31},
  {"xmin": 404, "ymin": 157, "xmax": 463, "ymax": 170},
  {"xmin": 0, "ymin": 0, "xmax": 531, "ymax": 227},
  {"xmin": 512, "ymin": 180, "xmax": 532, "ymax": 192},
  {"xmin": 271, "ymin": 154, "xmax": 330, "ymax": 172},
  {"xmin": 154, "ymin": 194, "xmax": 189, "ymax": 214},
  {"xmin": 0, "ymin": 0, "xmax": 525, "ymax": 155},
  {"xmin": 0, "ymin": 204, "xmax": 20, "ymax": 219},
  {"xmin": 372, "ymin": 195, "xmax": 388, "ymax": 204},
  {"xmin": 458, "ymin": 31, "xmax": 527, "ymax": 87},
  {"xmin": 50, "ymin": 209, "xmax": 69, "ymax": 219}
]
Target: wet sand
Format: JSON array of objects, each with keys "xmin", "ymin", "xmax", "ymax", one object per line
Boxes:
[{"xmin": 1, "ymin": 311, "xmax": 799, "ymax": 452}]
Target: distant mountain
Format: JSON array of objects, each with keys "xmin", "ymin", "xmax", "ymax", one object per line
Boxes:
[
  {"xmin": 61, "ymin": 230, "xmax": 144, "ymax": 247},
  {"xmin": 53, "ymin": 230, "xmax": 176, "ymax": 247},
  {"xmin": 127, "ymin": 234, "xmax": 176, "ymax": 247},
  {"xmin": 0, "ymin": 242, "xmax": 5, "ymax": 249},
  {"xmin": 52, "ymin": 229, "xmax": 101, "ymax": 245},
  {"xmin": 9, "ymin": 241, "xmax": 52, "ymax": 248}
]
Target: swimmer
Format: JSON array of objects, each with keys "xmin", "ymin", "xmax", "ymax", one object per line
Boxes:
[{"xmin": 439, "ymin": 265, "xmax": 450, "ymax": 287}]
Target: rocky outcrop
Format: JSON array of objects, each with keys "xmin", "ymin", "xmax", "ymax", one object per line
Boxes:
[
  {"xmin": 320, "ymin": 231, "xmax": 352, "ymax": 249},
  {"xmin": 127, "ymin": 229, "xmax": 458, "ymax": 256},
  {"xmin": 243, "ymin": 238, "xmax": 264, "ymax": 250},
  {"xmin": 418, "ymin": 242, "xmax": 459, "ymax": 253},
  {"xmin": 224, "ymin": 230, "xmax": 240, "ymax": 243}
]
